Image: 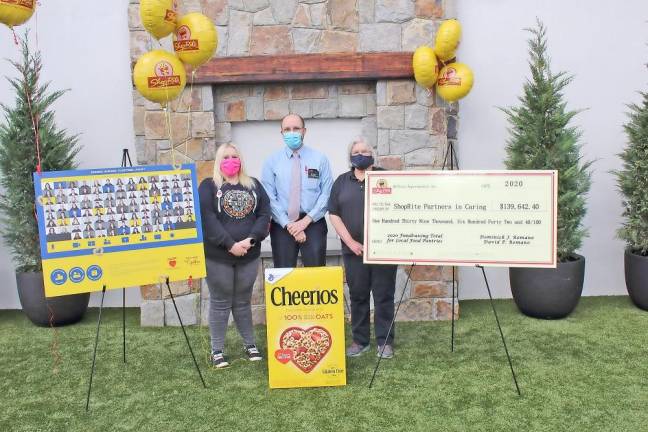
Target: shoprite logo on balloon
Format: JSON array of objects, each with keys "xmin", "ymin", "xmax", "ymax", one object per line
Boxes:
[
  {"xmin": 173, "ymin": 25, "xmax": 199, "ymax": 51},
  {"xmin": 3, "ymin": 0, "xmax": 33, "ymax": 8},
  {"xmin": 164, "ymin": 5, "xmax": 177, "ymax": 23},
  {"xmin": 148, "ymin": 61, "xmax": 181, "ymax": 89},
  {"xmin": 438, "ymin": 67, "xmax": 461, "ymax": 86}
]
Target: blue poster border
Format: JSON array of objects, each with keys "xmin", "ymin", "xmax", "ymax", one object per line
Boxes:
[{"xmin": 33, "ymin": 164, "xmax": 204, "ymax": 260}]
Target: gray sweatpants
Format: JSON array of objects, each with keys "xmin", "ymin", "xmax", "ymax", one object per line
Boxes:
[{"xmin": 205, "ymin": 257, "xmax": 259, "ymax": 352}]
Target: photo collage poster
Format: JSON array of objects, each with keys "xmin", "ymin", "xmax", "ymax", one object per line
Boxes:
[{"xmin": 34, "ymin": 164, "xmax": 206, "ymax": 297}]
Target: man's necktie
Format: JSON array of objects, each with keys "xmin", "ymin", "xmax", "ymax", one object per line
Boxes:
[{"xmin": 287, "ymin": 152, "xmax": 301, "ymax": 222}]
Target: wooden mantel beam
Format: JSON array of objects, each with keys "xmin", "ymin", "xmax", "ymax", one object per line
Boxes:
[{"xmin": 193, "ymin": 52, "xmax": 414, "ymax": 84}]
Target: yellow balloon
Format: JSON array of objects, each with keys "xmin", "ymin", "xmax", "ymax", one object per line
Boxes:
[
  {"xmin": 412, "ymin": 46, "xmax": 439, "ymax": 89},
  {"xmin": 436, "ymin": 62, "xmax": 474, "ymax": 102},
  {"xmin": 140, "ymin": 0, "xmax": 178, "ymax": 39},
  {"xmin": 437, "ymin": 51, "xmax": 456, "ymax": 63},
  {"xmin": 434, "ymin": 19, "xmax": 462, "ymax": 62},
  {"xmin": 0, "ymin": 0, "xmax": 35, "ymax": 28},
  {"xmin": 133, "ymin": 50, "xmax": 187, "ymax": 105},
  {"xmin": 173, "ymin": 13, "xmax": 218, "ymax": 68}
]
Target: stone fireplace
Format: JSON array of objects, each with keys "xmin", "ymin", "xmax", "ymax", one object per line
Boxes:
[{"xmin": 128, "ymin": 0, "xmax": 459, "ymax": 326}]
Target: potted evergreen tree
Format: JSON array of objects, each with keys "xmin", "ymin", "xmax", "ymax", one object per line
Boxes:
[
  {"xmin": 0, "ymin": 35, "xmax": 89, "ymax": 326},
  {"xmin": 616, "ymin": 90, "xmax": 648, "ymax": 311},
  {"xmin": 502, "ymin": 20, "xmax": 592, "ymax": 319}
]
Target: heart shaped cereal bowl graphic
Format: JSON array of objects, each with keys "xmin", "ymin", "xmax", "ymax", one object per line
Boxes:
[{"xmin": 276, "ymin": 326, "xmax": 332, "ymax": 373}]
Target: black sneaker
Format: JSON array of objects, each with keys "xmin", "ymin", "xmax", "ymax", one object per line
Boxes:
[
  {"xmin": 210, "ymin": 350, "xmax": 230, "ymax": 368},
  {"xmin": 244, "ymin": 344, "xmax": 263, "ymax": 361}
]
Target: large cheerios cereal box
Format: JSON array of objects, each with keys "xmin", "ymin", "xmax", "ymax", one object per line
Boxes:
[{"xmin": 264, "ymin": 267, "xmax": 346, "ymax": 389}]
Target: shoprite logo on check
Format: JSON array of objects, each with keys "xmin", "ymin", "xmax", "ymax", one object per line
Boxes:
[{"xmin": 372, "ymin": 178, "xmax": 392, "ymax": 194}]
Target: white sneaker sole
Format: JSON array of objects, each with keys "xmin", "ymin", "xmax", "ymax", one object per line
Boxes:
[
  {"xmin": 346, "ymin": 345, "xmax": 371, "ymax": 357},
  {"xmin": 376, "ymin": 346, "xmax": 394, "ymax": 359}
]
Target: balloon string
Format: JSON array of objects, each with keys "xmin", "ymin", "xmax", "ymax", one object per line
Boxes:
[
  {"xmin": 32, "ymin": 2, "xmax": 42, "ymax": 173},
  {"xmin": 22, "ymin": 47, "xmax": 42, "ymax": 173},
  {"xmin": 169, "ymin": 68, "xmax": 196, "ymax": 161},
  {"xmin": 47, "ymin": 303, "xmax": 61, "ymax": 374},
  {"xmin": 161, "ymin": 74, "xmax": 176, "ymax": 167},
  {"xmin": 35, "ymin": 2, "xmax": 40, "ymax": 50},
  {"xmin": 164, "ymin": 106, "xmax": 176, "ymax": 167},
  {"xmin": 183, "ymin": 70, "xmax": 196, "ymax": 159},
  {"xmin": 199, "ymin": 291, "xmax": 213, "ymax": 369},
  {"xmin": 195, "ymin": 279, "xmax": 217, "ymax": 369},
  {"xmin": 25, "ymin": 93, "xmax": 42, "ymax": 173}
]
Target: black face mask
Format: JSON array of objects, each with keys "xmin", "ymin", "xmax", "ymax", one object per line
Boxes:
[{"xmin": 350, "ymin": 154, "xmax": 374, "ymax": 170}]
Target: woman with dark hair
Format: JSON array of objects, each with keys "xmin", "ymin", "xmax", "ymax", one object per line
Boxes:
[{"xmin": 199, "ymin": 143, "xmax": 271, "ymax": 368}]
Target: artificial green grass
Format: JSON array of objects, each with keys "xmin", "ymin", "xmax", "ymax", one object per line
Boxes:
[{"xmin": 1, "ymin": 296, "xmax": 647, "ymax": 432}]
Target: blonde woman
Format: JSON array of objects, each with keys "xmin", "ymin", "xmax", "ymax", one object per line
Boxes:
[{"xmin": 198, "ymin": 143, "xmax": 271, "ymax": 368}]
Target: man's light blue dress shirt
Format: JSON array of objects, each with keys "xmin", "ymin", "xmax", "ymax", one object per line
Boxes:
[{"xmin": 261, "ymin": 145, "xmax": 333, "ymax": 228}]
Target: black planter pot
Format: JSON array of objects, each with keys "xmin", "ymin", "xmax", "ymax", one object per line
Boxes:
[
  {"xmin": 509, "ymin": 254, "xmax": 585, "ymax": 319},
  {"xmin": 624, "ymin": 249, "xmax": 648, "ymax": 311},
  {"xmin": 16, "ymin": 271, "xmax": 90, "ymax": 327}
]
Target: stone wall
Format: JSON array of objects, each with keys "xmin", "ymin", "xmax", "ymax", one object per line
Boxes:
[{"xmin": 129, "ymin": 0, "xmax": 459, "ymax": 326}]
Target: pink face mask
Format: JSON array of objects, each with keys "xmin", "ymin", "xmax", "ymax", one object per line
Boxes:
[{"xmin": 220, "ymin": 157, "xmax": 241, "ymax": 177}]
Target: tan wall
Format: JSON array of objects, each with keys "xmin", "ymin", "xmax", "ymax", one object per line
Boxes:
[{"xmin": 128, "ymin": 0, "xmax": 459, "ymax": 326}]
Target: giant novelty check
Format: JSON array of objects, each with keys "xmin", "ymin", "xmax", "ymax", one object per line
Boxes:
[{"xmin": 364, "ymin": 170, "xmax": 557, "ymax": 268}]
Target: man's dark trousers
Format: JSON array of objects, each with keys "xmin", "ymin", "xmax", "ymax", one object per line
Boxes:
[{"xmin": 270, "ymin": 216, "xmax": 327, "ymax": 267}]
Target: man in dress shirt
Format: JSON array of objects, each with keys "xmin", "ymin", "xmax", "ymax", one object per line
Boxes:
[{"xmin": 261, "ymin": 114, "xmax": 333, "ymax": 267}]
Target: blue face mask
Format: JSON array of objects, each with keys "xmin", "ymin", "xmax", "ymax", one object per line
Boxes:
[
  {"xmin": 350, "ymin": 154, "xmax": 374, "ymax": 170},
  {"xmin": 283, "ymin": 132, "xmax": 303, "ymax": 150}
]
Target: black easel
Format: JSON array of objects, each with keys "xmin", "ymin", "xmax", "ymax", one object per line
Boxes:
[
  {"xmin": 164, "ymin": 277, "xmax": 206, "ymax": 390},
  {"xmin": 85, "ymin": 150, "xmax": 206, "ymax": 412},
  {"xmin": 86, "ymin": 285, "xmax": 106, "ymax": 411},
  {"xmin": 368, "ymin": 141, "xmax": 521, "ymax": 396},
  {"xmin": 476, "ymin": 265, "xmax": 521, "ymax": 396},
  {"xmin": 441, "ymin": 140, "xmax": 459, "ymax": 352},
  {"xmin": 368, "ymin": 264, "xmax": 415, "ymax": 388},
  {"xmin": 442, "ymin": 141, "xmax": 520, "ymax": 395},
  {"xmin": 121, "ymin": 148, "xmax": 132, "ymax": 364},
  {"xmin": 369, "ymin": 141, "xmax": 459, "ymax": 387}
]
